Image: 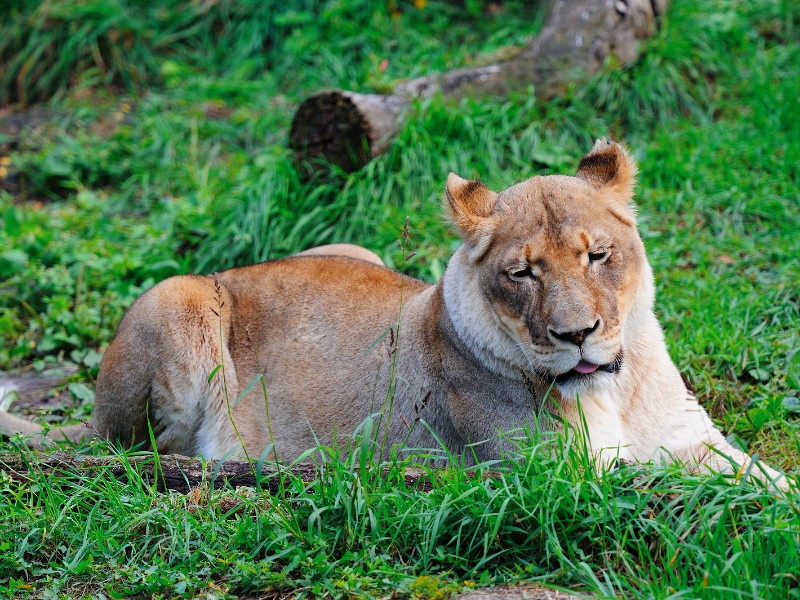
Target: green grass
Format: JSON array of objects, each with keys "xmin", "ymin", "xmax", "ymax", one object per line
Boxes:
[
  {"xmin": 1, "ymin": 0, "xmax": 799, "ymax": 597},
  {"xmin": 1, "ymin": 427, "xmax": 798, "ymax": 598}
]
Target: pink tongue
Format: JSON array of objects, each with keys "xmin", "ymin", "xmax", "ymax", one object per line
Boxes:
[{"xmin": 574, "ymin": 360, "xmax": 600, "ymax": 374}]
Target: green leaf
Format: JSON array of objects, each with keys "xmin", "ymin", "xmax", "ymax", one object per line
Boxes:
[
  {"xmin": 146, "ymin": 259, "xmax": 181, "ymax": 279},
  {"xmin": 37, "ymin": 336, "xmax": 59, "ymax": 353},
  {"xmin": 207, "ymin": 364, "xmax": 222, "ymax": 381},
  {"xmin": 747, "ymin": 368, "xmax": 770, "ymax": 382},
  {"xmin": 2, "ymin": 207, "xmax": 21, "ymax": 237},
  {"xmin": 787, "ymin": 352, "xmax": 800, "ymax": 389},
  {"xmin": 68, "ymin": 382, "xmax": 95, "ymax": 404},
  {"xmin": 0, "ymin": 249, "xmax": 28, "ymax": 275},
  {"xmin": 782, "ymin": 396, "xmax": 800, "ymax": 415},
  {"xmin": 233, "ymin": 374, "xmax": 263, "ymax": 406},
  {"xmin": 614, "ymin": 495, "xmax": 640, "ymax": 510},
  {"xmin": 747, "ymin": 407, "xmax": 771, "ymax": 431}
]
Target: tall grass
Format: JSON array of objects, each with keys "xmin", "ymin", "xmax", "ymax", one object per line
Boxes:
[
  {"xmin": 0, "ymin": 0, "xmax": 152, "ymax": 105},
  {"xmin": 0, "ymin": 0, "xmax": 354, "ymax": 104},
  {"xmin": 1, "ymin": 426, "xmax": 797, "ymax": 598},
  {"xmin": 0, "ymin": 0, "xmax": 537, "ymax": 105}
]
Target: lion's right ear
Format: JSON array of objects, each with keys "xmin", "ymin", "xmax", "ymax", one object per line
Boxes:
[
  {"xmin": 576, "ymin": 138, "xmax": 637, "ymax": 203},
  {"xmin": 443, "ymin": 173, "xmax": 498, "ymax": 240}
]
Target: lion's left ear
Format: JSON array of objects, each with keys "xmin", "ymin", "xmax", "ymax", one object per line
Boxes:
[{"xmin": 576, "ymin": 138, "xmax": 637, "ymax": 203}]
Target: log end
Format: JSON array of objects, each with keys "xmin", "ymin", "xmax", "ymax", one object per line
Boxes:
[
  {"xmin": 289, "ymin": 90, "xmax": 373, "ymax": 175},
  {"xmin": 289, "ymin": 90, "xmax": 405, "ymax": 175}
]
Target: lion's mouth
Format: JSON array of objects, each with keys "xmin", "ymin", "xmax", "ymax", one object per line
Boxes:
[{"xmin": 553, "ymin": 351, "xmax": 624, "ymax": 384}]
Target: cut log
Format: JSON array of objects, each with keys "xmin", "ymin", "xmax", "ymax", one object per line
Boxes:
[
  {"xmin": 0, "ymin": 451, "xmax": 435, "ymax": 494},
  {"xmin": 289, "ymin": 0, "xmax": 669, "ymax": 173},
  {"xmin": 289, "ymin": 90, "xmax": 406, "ymax": 175}
]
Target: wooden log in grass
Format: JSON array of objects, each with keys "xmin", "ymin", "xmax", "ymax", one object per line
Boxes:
[
  {"xmin": 289, "ymin": 91, "xmax": 407, "ymax": 175},
  {"xmin": 0, "ymin": 451, "xmax": 435, "ymax": 494},
  {"xmin": 289, "ymin": 0, "xmax": 669, "ymax": 174}
]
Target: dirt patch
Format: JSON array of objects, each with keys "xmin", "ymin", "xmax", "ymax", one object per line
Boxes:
[
  {"xmin": 0, "ymin": 101, "xmax": 134, "ymax": 198},
  {"xmin": 0, "ymin": 104, "xmax": 59, "ymax": 197},
  {"xmin": 0, "ymin": 105, "xmax": 57, "ymax": 150}
]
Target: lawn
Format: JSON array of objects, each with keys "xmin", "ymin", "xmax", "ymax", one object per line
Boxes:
[{"xmin": 0, "ymin": 0, "xmax": 798, "ymax": 598}]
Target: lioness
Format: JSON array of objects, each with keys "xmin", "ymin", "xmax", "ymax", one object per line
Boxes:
[{"xmin": 0, "ymin": 140, "xmax": 789, "ymax": 488}]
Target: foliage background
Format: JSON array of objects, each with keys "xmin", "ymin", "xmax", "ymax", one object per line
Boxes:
[{"xmin": 0, "ymin": 0, "xmax": 798, "ymax": 597}]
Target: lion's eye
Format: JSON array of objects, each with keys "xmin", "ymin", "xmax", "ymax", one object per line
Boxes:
[
  {"xmin": 508, "ymin": 267, "xmax": 534, "ymax": 281},
  {"xmin": 588, "ymin": 249, "xmax": 609, "ymax": 264}
]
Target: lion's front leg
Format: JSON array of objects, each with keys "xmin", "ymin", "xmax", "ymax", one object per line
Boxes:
[
  {"xmin": 670, "ymin": 436, "xmax": 791, "ymax": 492},
  {"xmin": 656, "ymin": 397, "xmax": 792, "ymax": 491}
]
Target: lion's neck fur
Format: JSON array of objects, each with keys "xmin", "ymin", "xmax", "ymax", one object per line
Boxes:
[{"xmin": 442, "ymin": 248, "xmax": 528, "ymax": 381}]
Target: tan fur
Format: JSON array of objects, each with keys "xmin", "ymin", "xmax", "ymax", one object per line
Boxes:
[
  {"xmin": 0, "ymin": 142, "xmax": 790, "ymax": 490},
  {"xmin": 295, "ymin": 243, "xmax": 384, "ymax": 265}
]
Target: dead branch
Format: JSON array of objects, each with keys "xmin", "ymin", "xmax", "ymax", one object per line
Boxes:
[{"xmin": 0, "ymin": 451, "xmax": 435, "ymax": 494}]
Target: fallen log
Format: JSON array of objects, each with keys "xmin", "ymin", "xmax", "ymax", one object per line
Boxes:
[
  {"xmin": 0, "ymin": 451, "xmax": 435, "ymax": 494},
  {"xmin": 289, "ymin": 0, "xmax": 668, "ymax": 174},
  {"xmin": 454, "ymin": 584, "xmax": 586, "ymax": 600},
  {"xmin": 0, "ymin": 365, "xmax": 78, "ymax": 413}
]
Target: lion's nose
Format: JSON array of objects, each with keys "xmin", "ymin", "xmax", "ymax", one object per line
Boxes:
[{"xmin": 549, "ymin": 319, "xmax": 600, "ymax": 347}]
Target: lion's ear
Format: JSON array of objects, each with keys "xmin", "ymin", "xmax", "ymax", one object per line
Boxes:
[
  {"xmin": 443, "ymin": 173, "xmax": 498, "ymax": 239},
  {"xmin": 576, "ymin": 138, "xmax": 637, "ymax": 203}
]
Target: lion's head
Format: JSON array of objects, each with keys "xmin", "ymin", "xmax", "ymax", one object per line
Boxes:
[{"xmin": 443, "ymin": 139, "xmax": 653, "ymax": 399}]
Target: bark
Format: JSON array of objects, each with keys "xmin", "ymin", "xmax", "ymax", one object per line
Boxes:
[
  {"xmin": 289, "ymin": 0, "xmax": 669, "ymax": 173},
  {"xmin": 0, "ymin": 451, "xmax": 435, "ymax": 494}
]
